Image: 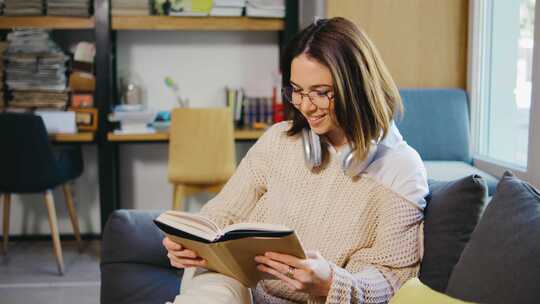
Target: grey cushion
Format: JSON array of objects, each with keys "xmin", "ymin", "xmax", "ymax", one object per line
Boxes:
[
  {"xmin": 100, "ymin": 210, "xmax": 182, "ymax": 304},
  {"xmin": 424, "ymin": 161, "xmax": 499, "ymax": 195},
  {"xmin": 419, "ymin": 175, "xmax": 488, "ymax": 292},
  {"xmin": 446, "ymin": 172, "xmax": 540, "ymax": 304}
]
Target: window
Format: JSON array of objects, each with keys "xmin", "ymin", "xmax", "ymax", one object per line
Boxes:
[{"xmin": 470, "ymin": 0, "xmax": 540, "ymax": 187}]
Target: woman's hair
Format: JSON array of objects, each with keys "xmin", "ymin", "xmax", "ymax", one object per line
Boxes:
[{"xmin": 282, "ymin": 17, "xmax": 402, "ymax": 162}]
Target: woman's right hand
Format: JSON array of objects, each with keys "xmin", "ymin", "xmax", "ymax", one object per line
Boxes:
[{"xmin": 162, "ymin": 237, "xmax": 208, "ymax": 269}]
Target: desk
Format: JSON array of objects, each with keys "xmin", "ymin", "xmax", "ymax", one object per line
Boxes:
[
  {"xmin": 49, "ymin": 132, "xmax": 95, "ymax": 143},
  {"xmin": 106, "ymin": 128, "xmax": 265, "ymax": 142}
]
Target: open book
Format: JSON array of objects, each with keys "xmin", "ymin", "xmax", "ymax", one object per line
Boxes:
[{"xmin": 154, "ymin": 210, "xmax": 306, "ymax": 287}]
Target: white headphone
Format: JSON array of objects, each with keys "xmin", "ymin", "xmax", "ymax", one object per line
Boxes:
[{"xmin": 301, "ymin": 128, "xmax": 378, "ymax": 177}]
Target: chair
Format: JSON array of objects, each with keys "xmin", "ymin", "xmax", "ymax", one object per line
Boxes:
[
  {"xmin": 168, "ymin": 108, "xmax": 236, "ymax": 210},
  {"xmin": 0, "ymin": 113, "xmax": 83, "ymax": 275}
]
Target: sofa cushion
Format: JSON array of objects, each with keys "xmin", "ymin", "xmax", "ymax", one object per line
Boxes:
[
  {"xmin": 101, "ymin": 210, "xmax": 183, "ymax": 304},
  {"xmin": 419, "ymin": 175, "xmax": 488, "ymax": 293},
  {"xmin": 101, "ymin": 209, "xmax": 171, "ymax": 267},
  {"xmin": 389, "ymin": 278, "xmax": 474, "ymax": 304},
  {"xmin": 397, "ymin": 89, "xmax": 471, "ymax": 163},
  {"xmin": 101, "ymin": 263, "xmax": 181, "ymax": 304},
  {"xmin": 446, "ymin": 172, "xmax": 540, "ymax": 304},
  {"xmin": 424, "ymin": 161, "xmax": 498, "ymax": 195}
]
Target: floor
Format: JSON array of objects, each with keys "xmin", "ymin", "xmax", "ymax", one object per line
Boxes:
[{"xmin": 0, "ymin": 240, "xmax": 100, "ymax": 304}]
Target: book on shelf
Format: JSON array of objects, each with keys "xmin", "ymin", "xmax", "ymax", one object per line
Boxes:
[
  {"xmin": 214, "ymin": 0, "xmax": 246, "ymax": 7},
  {"xmin": 246, "ymin": 0, "xmax": 284, "ymax": 18},
  {"xmin": 210, "ymin": 6, "xmax": 244, "ymax": 17},
  {"xmin": 154, "ymin": 210, "xmax": 306, "ymax": 287}
]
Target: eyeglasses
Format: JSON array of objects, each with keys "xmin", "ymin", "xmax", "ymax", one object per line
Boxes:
[{"xmin": 282, "ymin": 85, "xmax": 334, "ymax": 109}]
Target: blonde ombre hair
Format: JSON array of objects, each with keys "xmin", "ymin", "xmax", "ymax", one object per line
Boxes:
[{"xmin": 283, "ymin": 17, "xmax": 402, "ymax": 163}]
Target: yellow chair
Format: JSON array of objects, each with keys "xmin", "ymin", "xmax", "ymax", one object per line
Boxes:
[{"xmin": 168, "ymin": 108, "xmax": 236, "ymax": 210}]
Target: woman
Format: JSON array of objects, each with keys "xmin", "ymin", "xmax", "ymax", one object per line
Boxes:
[{"xmin": 164, "ymin": 17, "xmax": 428, "ymax": 304}]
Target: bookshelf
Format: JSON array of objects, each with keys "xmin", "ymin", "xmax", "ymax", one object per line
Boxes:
[
  {"xmin": 107, "ymin": 128, "xmax": 265, "ymax": 142},
  {"xmin": 112, "ymin": 16, "xmax": 284, "ymax": 31},
  {"xmin": 0, "ymin": 16, "xmax": 95, "ymax": 29}
]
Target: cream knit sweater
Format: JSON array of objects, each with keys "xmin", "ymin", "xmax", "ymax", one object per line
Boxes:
[{"xmin": 199, "ymin": 122, "xmax": 424, "ymax": 304}]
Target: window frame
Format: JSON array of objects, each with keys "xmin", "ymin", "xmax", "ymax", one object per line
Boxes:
[{"xmin": 469, "ymin": 0, "xmax": 540, "ymax": 188}]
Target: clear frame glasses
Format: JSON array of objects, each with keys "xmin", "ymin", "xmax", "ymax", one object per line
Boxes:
[{"xmin": 282, "ymin": 85, "xmax": 334, "ymax": 109}]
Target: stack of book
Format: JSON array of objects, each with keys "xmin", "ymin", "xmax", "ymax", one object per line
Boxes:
[
  {"xmin": 210, "ymin": 0, "xmax": 245, "ymax": 17},
  {"xmin": 47, "ymin": 0, "xmax": 91, "ymax": 17},
  {"xmin": 246, "ymin": 0, "xmax": 284, "ymax": 18},
  {"xmin": 5, "ymin": 29, "xmax": 69, "ymax": 110},
  {"xmin": 3, "ymin": 0, "xmax": 43, "ymax": 16},
  {"xmin": 0, "ymin": 42, "xmax": 6, "ymax": 109},
  {"xmin": 112, "ymin": 0, "xmax": 150, "ymax": 16},
  {"xmin": 109, "ymin": 105, "xmax": 157, "ymax": 134}
]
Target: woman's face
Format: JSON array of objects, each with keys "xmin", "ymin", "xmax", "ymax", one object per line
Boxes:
[{"xmin": 290, "ymin": 53, "xmax": 342, "ymax": 139}]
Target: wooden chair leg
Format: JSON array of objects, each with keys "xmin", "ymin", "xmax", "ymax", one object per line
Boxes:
[
  {"xmin": 62, "ymin": 184, "xmax": 82, "ymax": 251},
  {"xmin": 44, "ymin": 190, "xmax": 64, "ymax": 275},
  {"xmin": 173, "ymin": 184, "xmax": 185, "ymax": 211},
  {"xmin": 2, "ymin": 193, "xmax": 11, "ymax": 255}
]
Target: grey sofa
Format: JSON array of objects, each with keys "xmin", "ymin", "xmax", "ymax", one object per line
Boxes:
[{"xmin": 100, "ymin": 89, "xmax": 501, "ymax": 303}]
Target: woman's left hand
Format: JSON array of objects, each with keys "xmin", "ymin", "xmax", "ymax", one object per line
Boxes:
[{"xmin": 255, "ymin": 251, "xmax": 333, "ymax": 297}]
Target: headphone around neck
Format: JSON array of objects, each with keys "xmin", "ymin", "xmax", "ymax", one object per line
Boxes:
[{"xmin": 301, "ymin": 128, "xmax": 377, "ymax": 177}]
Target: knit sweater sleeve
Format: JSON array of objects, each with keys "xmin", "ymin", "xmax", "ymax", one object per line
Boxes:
[
  {"xmin": 312, "ymin": 193, "xmax": 423, "ymax": 304},
  {"xmin": 197, "ymin": 124, "xmax": 277, "ymax": 228}
]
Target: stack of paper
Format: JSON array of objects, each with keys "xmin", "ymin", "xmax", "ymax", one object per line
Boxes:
[
  {"xmin": 210, "ymin": 0, "xmax": 245, "ymax": 17},
  {"xmin": 0, "ymin": 42, "xmax": 6, "ymax": 109},
  {"xmin": 109, "ymin": 105, "xmax": 157, "ymax": 134},
  {"xmin": 4, "ymin": 0, "xmax": 44, "ymax": 16},
  {"xmin": 246, "ymin": 0, "xmax": 284, "ymax": 18},
  {"xmin": 112, "ymin": 0, "xmax": 150, "ymax": 16},
  {"xmin": 5, "ymin": 29, "xmax": 69, "ymax": 110},
  {"xmin": 47, "ymin": 0, "xmax": 91, "ymax": 17}
]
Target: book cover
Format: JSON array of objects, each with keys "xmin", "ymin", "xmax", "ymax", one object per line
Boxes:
[{"xmin": 154, "ymin": 210, "xmax": 306, "ymax": 287}]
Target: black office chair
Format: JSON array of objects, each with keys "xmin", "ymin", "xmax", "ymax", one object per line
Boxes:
[{"xmin": 0, "ymin": 113, "xmax": 84, "ymax": 275}]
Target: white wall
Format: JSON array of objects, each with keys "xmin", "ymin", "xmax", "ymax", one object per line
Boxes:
[
  {"xmin": 2, "ymin": 30, "xmax": 279, "ymax": 235},
  {"xmin": 116, "ymin": 30, "xmax": 280, "ymax": 110}
]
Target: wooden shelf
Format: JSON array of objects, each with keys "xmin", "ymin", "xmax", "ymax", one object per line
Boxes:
[
  {"xmin": 0, "ymin": 16, "xmax": 95, "ymax": 29},
  {"xmin": 108, "ymin": 132, "xmax": 170, "ymax": 142},
  {"xmin": 49, "ymin": 132, "xmax": 95, "ymax": 142},
  {"xmin": 112, "ymin": 16, "xmax": 284, "ymax": 31},
  {"xmin": 107, "ymin": 128, "xmax": 264, "ymax": 142}
]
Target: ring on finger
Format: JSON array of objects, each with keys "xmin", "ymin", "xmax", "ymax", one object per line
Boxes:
[{"xmin": 286, "ymin": 266, "xmax": 295, "ymax": 279}]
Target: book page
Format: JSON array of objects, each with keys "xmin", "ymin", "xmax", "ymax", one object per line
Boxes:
[
  {"xmin": 156, "ymin": 211, "xmax": 221, "ymax": 241},
  {"xmin": 221, "ymin": 222, "xmax": 292, "ymax": 234}
]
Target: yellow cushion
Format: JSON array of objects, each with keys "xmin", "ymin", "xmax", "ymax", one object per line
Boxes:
[{"xmin": 389, "ymin": 278, "xmax": 475, "ymax": 304}]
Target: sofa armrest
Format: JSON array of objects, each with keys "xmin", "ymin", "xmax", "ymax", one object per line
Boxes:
[
  {"xmin": 101, "ymin": 209, "xmax": 170, "ymax": 266},
  {"xmin": 100, "ymin": 209, "xmax": 182, "ymax": 304}
]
